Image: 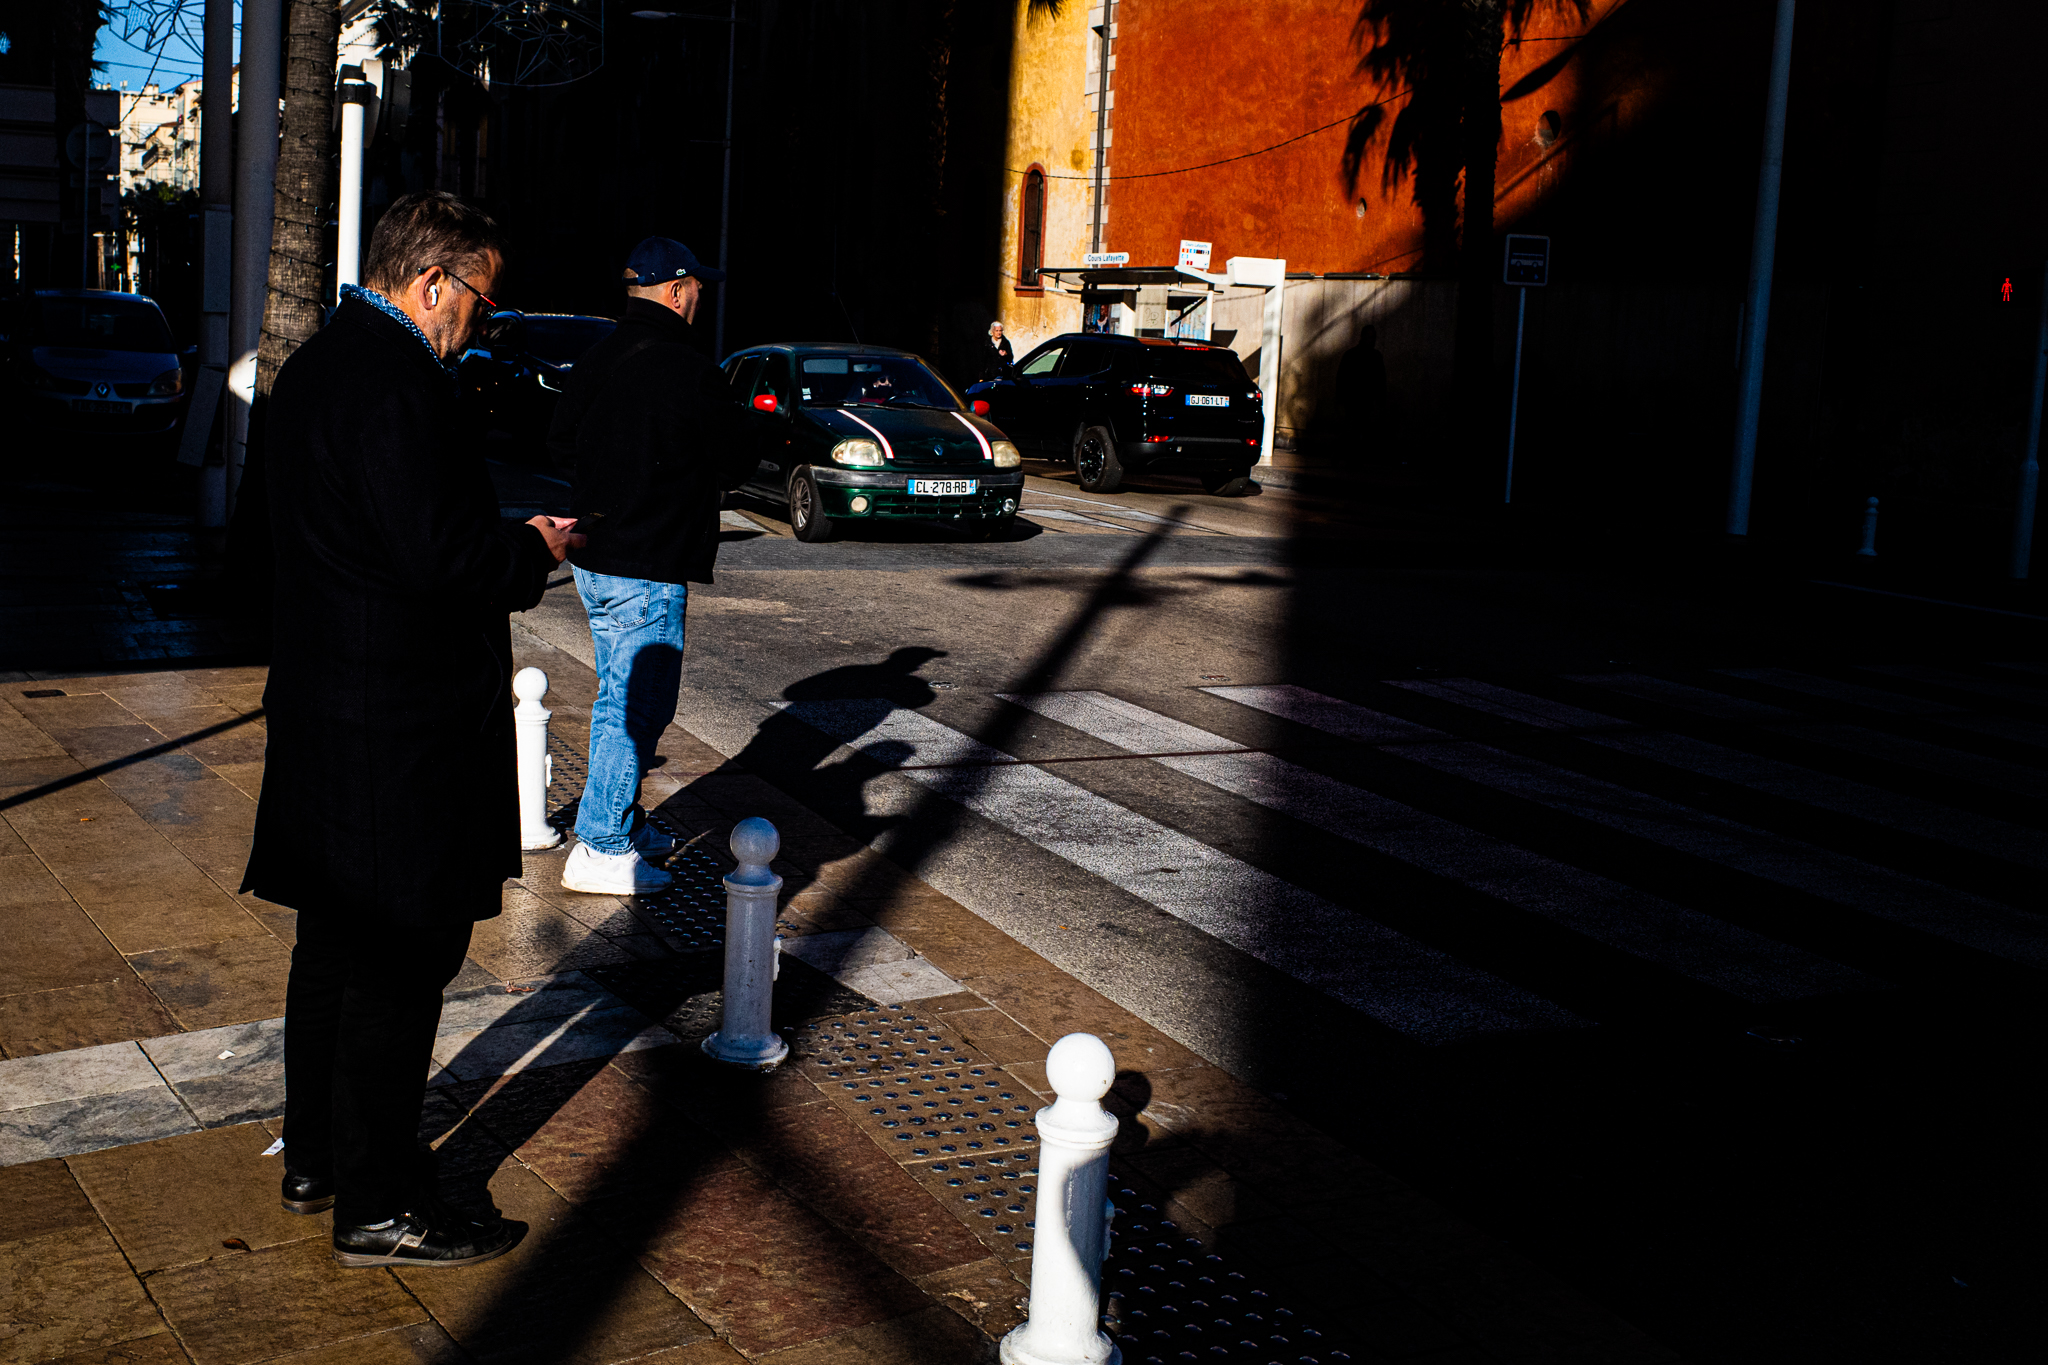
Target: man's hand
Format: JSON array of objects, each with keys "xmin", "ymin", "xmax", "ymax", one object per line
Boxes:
[{"xmin": 527, "ymin": 515, "xmax": 586, "ymax": 563}]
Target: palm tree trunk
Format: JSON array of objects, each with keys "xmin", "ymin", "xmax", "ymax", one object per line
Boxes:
[{"xmin": 258, "ymin": 0, "xmax": 341, "ymax": 399}]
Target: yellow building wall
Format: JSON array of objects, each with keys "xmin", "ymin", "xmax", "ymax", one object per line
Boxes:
[{"xmin": 992, "ymin": 1, "xmax": 1097, "ymax": 355}]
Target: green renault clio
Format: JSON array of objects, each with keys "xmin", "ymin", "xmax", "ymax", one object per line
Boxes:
[{"xmin": 720, "ymin": 343, "xmax": 1025, "ymax": 542}]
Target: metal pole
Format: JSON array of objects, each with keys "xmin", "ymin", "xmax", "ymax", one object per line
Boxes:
[
  {"xmin": 335, "ymin": 81, "xmax": 371, "ymax": 292},
  {"xmin": 512, "ymin": 669, "xmax": 564, "ymax": 851},
  {"xmin": 703, "ymin": 818, "xmax": 790, "ymax": 1070},
  {"xmin": 226, "ymin": 0, "xmax": 283, "ymax": 521},
  {"xmin": 714, "ymin": 0, "xmax": 736, "ymax": 361},
  {"xmin": 1504, "ymin": 286, "xmax": 1528, "ymax": 503},
  {"xmin": 999, "ymin": 1033, "xmax": 1121, "ymax": 1365},
  {"xmin": 1724, "ymin": 0, "xmax": 1796, "ymax": 537},
  {"xmin": 2011, "ymin": 260, "xmax": 2048, "ymax": 579},
  {"xmin": 1089, "ymin": 11, "xmax": 1110, "ymax": 255},
  {"xmin": 187, "ymin": 0, "xmax": 236, "ymax": 519}
]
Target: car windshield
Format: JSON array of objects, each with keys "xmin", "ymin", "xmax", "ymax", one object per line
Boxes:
[
  {"xmin": 521, "ymin": 316, "xmax": 615, "ymax": 365},
  {"xmin": 1142, "ymin": 345, "xmax": 1252, "ymax": 387},
  {"xmin": 33, "ymin": 296, "xmax": 176, "ymax": 353},
  {"xmin": 797, "ymin": 355, "xmax": 962, "ymax": 411}
]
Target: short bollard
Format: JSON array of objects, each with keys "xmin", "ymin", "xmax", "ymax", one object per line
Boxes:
[
  {"xmin": 512, "ymin": 668, "xmax": 563, "ymax": 851},
  {"xmin": 1002, "ymin": 1033, "xmax": 1122, "ymax": 1365},
  {"xmin": 1857, "ymin": 496, "xmax": 1880, "ymax": 557},
  {"xmin": 701, "ymin": 818, "xmax": 790, "ymax": 1070}
]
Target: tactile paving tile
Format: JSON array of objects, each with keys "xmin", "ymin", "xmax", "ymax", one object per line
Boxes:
[
  {"xmin": 547, "ymin": 731, "xmax": 733, "ymax": 952},
  {"xmin": 1104, "ymin": 1186, "xmax": 1352, "ymax": 1364}
]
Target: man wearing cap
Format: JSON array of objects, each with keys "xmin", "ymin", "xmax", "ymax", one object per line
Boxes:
[{"xmin": 547, "ymin": 237, "xmax": 755, "ymax": 894}]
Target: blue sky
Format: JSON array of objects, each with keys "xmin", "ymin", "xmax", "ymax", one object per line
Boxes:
[{"xmin": 94, "ymin": 4, "xmax": 239, "ymax": 91}]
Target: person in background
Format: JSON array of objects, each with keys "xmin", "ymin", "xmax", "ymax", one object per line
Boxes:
[
  {"xmin": 246, "ymin": 192, "xmax": 582, "ymax": 1269},
  {"xmin": 547, "ymin": 237, "xmax": 756, "ymax": 895},
  {"xmin": 980, "ymin": 320, "xmax": 1015, "ymax": 381}
]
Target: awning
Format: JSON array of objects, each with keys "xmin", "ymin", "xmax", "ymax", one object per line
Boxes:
[{"xmin": 1033, "ymin": 265, "xmax": 1230, "ymax": 290}]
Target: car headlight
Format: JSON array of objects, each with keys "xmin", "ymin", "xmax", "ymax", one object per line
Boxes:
[
  {"xmin": 989, "ymin": 440, "xmax": 1022, "ymax": 468},
  {"xmin": 149, "ymin": 368, "xmax": 183, "ymax": 396},
  {"xmin": 831, "ymin": 438, "xmax": 886, "ymax": 468}
]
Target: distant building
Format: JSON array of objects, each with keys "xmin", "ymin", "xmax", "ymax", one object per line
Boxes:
[{"xmin": 118, "ymin": 78, "xmax": 205, "ymax": 196}]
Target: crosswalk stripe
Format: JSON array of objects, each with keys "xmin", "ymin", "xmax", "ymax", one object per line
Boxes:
[
  {"xmin": 1568, "ymin": 673, "xmax": 2048, "ymax": 799},
  {"xmin": 999, "ymin": 691, "xmax": 1875, "ymax": 1003},
  {"xmin": 781, "ymin": 698, "xmax": 1585, "ymax": 1044},
  {"xmin": 1715, "ymin": 667, "xmax": 1964, "ymax": 715},
  {"xmin": 1207, "ymin": 685, "xmax": 2048, "ymax": 969},
  {"xmin": 1855, "ymin": 663, "xmax": 2048, "ymax": 708},
  {"xmin": 1395, "ymin": 679, "xmax": 2048, "ymax": 871}
]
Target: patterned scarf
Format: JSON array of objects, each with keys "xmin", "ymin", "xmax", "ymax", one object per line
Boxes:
[{"xmin": 340, "ymin": 283, "xmax": 455, "ymax": 374}]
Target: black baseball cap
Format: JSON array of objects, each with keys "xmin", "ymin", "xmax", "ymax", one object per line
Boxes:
[{"xmin": 624, "ymin": 236, "xmax": 726, "ymax": 286}]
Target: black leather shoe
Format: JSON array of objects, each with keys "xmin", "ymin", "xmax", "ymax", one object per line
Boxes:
[
  {"xmin": 332, "ymin": 1207, "xmax": 522, "ymax": 1269},
  {"xmin": 281, "ymin": 1172, "xmax": 335, "ymax": 1215}
]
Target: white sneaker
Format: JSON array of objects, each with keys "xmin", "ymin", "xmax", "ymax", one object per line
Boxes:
[
  {"xmin": 630, "ymin": 819, "xmax": 679, "ymax": 858},
  {"xmin": 561, "ymin": 841, "xmax": 673, "ymax": 895}
]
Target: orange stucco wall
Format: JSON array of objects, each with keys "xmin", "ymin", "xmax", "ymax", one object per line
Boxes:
[{"xmin": 1110, "ymin": 0, "xmax": 1631, "ymax": 275}]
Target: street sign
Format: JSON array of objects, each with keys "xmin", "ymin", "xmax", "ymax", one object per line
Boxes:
[
  {"xmin": 1083, "ymin": 252, "xmax": 1130, "ymax": 267},
  {"xmin": 1177, "ymin": 239, "xmax": 1212, "ymax": 272},
  {"xmin": 1504, "ymin": 234, "xmax": 1550, "ymax": 287},
  {"xmin": 64, "ymin": 123, "xmax": 115, "ymax": 170}
]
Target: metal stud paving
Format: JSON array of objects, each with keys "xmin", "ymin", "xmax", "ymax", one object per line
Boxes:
[
  {"xmin": 546, "ymin": 731, "xmax": 731, "ymax": 951},
  {"xmin": 1103, "ymin": 1192, "xmax": 1350, "ymax": 1363}
]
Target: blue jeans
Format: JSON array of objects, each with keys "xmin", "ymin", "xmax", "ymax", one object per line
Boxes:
[{"xmin": 573, "ymin": 566, "xmax": 688, "ymax": 854}]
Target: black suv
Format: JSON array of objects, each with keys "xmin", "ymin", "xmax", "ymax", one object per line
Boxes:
[{"xmin": 965, "ymin": 332, "xmax": 1263, "ymax": 494}]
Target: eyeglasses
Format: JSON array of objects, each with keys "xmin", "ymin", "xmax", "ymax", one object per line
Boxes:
[{"xmin": 420, "ymin": 265, "xmax": 497, "ymax": 317}]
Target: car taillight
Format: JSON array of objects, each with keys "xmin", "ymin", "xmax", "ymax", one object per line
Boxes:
[
  {"xmin": 1146, "ymin": 434, "xmax": 1170, "ymax": 442},
  {"xmin": 1129, "ymin": 383, "xmax": 1173, "ymax": 397}
]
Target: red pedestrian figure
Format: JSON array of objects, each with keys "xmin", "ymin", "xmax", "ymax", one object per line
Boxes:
[{"xmin": 2002, "ymin": 276, "xmax": 2014, "ymax": 302}]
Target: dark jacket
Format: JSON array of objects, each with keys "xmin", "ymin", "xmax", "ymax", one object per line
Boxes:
[
  {"xmin": 241, "ymin": 297, "xmax": 555, "ymax": 926},
  {"xmin": 547, "ymin": 299, "xmax": 754, "ymax": 584},
  {"xmin": 979, "ymin": 335, "xmax": 1015, "ymax": 381}
]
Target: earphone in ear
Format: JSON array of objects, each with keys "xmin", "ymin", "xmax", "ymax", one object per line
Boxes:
[{"xmin": 429, "ymin": 286, "xmax": 440, "ymax": 304}]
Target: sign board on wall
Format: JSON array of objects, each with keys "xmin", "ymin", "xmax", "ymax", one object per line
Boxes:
[
  {"xmin": 1177, "ymin": 239, "xmax": 1212, "ymax": 271},
  {"xmin": 1082, "ymin": 251, "xmax": 1130, "ymax": 266},
  {"xmin": 1503, "ymin": 234, "xmax": 1550, "ymax": 286}
]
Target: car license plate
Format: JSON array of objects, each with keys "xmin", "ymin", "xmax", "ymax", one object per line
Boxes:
[
  {"xmin": 908, "ymin": 479, "xmax": 977, "ymax": 495},
  {"xmin": 76, "ymin": 400, "xmax": 130, "ymax": 414},
  {"xmin": 1185, "ymin": 394, "xmax": 1229, "ymax": 407}
]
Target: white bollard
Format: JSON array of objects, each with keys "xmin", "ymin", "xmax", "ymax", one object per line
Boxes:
[
  {"xmin": 1002, "ymin": 1033, "xmax": 1122, "ymax": 1365},
  {"xmin": 1857, "ymin": 496, "xmax": 1880, "ymax": 557},
  {"xmin": 701, "ymin": 818, "xmax": 790, "ymax": 1070},
  {"xmin": 512, "ymin": 668, "xmax": 563, "ymax": 851}
]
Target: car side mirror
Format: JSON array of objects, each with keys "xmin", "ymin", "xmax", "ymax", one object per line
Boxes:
[
  {"xmin": 971, "ymin": 399, "xmax": 990, "ymax": 415},
  {"xmin": 752, "ymin": 393, "xmax": 778, "ymax": 413}
]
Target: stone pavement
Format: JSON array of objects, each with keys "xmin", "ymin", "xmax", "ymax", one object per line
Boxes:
[{"xmin": 0, "ymin": 631, "xmax": 1681, "ymax": 1365}]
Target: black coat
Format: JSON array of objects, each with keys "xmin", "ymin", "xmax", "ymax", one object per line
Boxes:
[
  {"xmin": 241, "ymin": 297, "xmax": 555, "ymax": 926},
  {"xmin": 979, "ymin": 335, "xmax": 1015, "ymax": 381},
  {"xmin": 547, "ymin": 299, "xmax": 755, "ymax": 585}
]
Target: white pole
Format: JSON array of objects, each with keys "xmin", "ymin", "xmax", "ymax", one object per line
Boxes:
[
  {"xmin": 226, "ymin": 0, "xmax": 283, "ymax": 520},
  {"xmin": 703, "ymin": 818, "xmax": 790, "ymax": 1070},
  {"xmin": 1504, "ymin": 286, "xmax": 1528, "ymax": 503},
  {"xmin": 1257, "ymin": 267, "xmax": 1285, "ymax": 468},
  {"xmin": 1856, "ymin": 497, "xmax": 1879, "ymax": 557},
  {"xmin": 512, "ymin": 668, "xmax": 563, "ymax": 851},
  {"xmin": 1724, "ymin": 0, "xmax": 1797, "ymax": 537},
  {"xmin": 335, "ymin": 92, "xmax": 367, "ymax": 292},
  {"xmin": 1000, "ymin": 1033, "xmax": 1121, "ymax": 1365},
  {"xmin": 189, "ymin": 0, "xmax": 236, "ymax": 519},
  {"xmin": 2010, "ymin": 260, "xmax": 2047, "ymax": 579}
]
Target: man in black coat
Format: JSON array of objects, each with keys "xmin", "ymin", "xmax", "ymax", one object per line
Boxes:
[
  {"xmin": 244, "ymin": 193, "xmax": 582, "ymax": 1269},
  {"xmin": 979, "ymin": 320, "xmax": 1015, "ymax": 381},
  {"xmin": 546, "ymin": 237, "xmax": 754, "ymax": 897}
]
